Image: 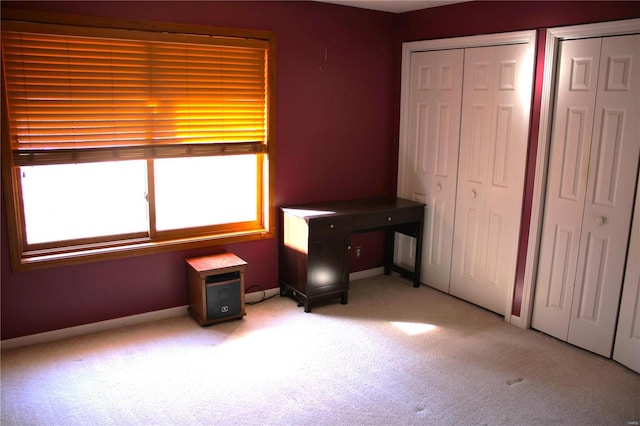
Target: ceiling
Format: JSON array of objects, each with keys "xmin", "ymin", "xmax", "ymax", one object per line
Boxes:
[{"xmin": 313, "ymin": 0, "xmax": 470, "ymax": 13}]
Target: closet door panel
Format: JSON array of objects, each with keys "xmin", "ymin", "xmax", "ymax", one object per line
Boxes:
[
  {"xmin": 614, "ymin": 182, "xmax": 640, "ymax": 373},
  {"xmin": 401, "ymin": 50, "xmax": 463, "ymax": 292},
  {"xmin": 450, "ymin": 43, "xmax": 532, "ymax": 315},
  {"xmin": 450, "ymin": 46, "xmax": 492, "ymax": 309},
  {"xmin": 533, "ymin": 34, "xmax": 640, "ymax": 357},
  {"xmin": 531, "ymin": 38, "xmax": 601, "ymax": 339},
  {"xmin": 567, "ymin": 34, "xmax": 640, "ymax": 357}
]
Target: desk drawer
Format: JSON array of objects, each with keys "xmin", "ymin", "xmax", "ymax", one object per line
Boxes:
[
  {"xmin": 308, "ymin": 217, "xmax": 350, "ymax": 240},
  {"xmin": 353, "ymin": 206, "xmax": 423, "ymax": 231}
]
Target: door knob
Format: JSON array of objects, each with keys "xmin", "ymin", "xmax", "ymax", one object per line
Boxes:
[
  {"xmin": 596, "ymin": 216, "xmax": 606, "ymax": 225},
  {"xmin": 436, "ymin": 183, "xmax": 442, "ymax": 192},
  {"xmin": 471, "ymin": 189, "xmax": 477, "ymax": 199}
]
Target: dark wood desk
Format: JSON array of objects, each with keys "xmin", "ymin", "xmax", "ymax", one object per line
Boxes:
[{"xmin": 279, "ymin": 196, "xmax": 425, "ymax": 312}]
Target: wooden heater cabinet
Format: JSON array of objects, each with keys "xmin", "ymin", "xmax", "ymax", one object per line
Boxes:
[{"xmin": 186, "ymin": 253, "xmax": 247, "ymax": 326}]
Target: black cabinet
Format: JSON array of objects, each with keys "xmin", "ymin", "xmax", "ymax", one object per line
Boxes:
[{"xmin": 279, "ymin": 197, "xmax": 425, "ymax": 312}]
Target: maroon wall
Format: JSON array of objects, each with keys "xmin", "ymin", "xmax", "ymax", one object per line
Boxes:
[
  {"xmin": 1, "ymin": 1, "xmax": 396, "ymax": 339},
  {"xmin": 396, "ymin": 1, "xmax": 640, "ymax": 316},
  {"xmin": 2, "ymin": 1, "xmax": 639, "ymax": 340},
  {"xmin": 397, "ymin": 1, "xmax": 639, "ymax": 42}
]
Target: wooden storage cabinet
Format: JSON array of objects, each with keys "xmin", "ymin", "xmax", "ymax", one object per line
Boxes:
[
  {"xmin": 186, "ymin": 253, "xmax": 247, "ymax": 326},
  {"xmin": 279, "ymin": 197, "xmax": 425, "ymax": 312}
]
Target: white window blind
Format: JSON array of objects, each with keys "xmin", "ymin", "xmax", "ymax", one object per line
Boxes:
[{"xmin": 2, "ymin": 21, "xmax": 269, "ymax": 166}]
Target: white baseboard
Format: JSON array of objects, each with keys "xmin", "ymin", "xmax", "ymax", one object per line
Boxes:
[
  {"xmin": 0, "ymin": 306, "xmax": 187, "ymax": 351},
  {"xmin": 350, "ymin": 267, "xmax": 385, "ymax": 281},
  {"xmin": 0, "ymin": 305, "xmax": 189, "ymax": 351},
  {"xmin": 245, "ymin": 287, "xmax": 280, "ymax": 304},
  {"xmin": 1, "ymin": 270, "xmax": 385, "ymax": 351},
  {"xmin": 508, "ymin": 313, "xmax": 526, "ymax": 329},
  {"xmin": 0, "ymin": 286, "xmax": 285, "ymax": 351}
]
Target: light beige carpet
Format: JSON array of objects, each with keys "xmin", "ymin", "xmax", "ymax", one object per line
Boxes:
[{"xmin": 2, "ymin": 274, "xmax": 639, "ymax": 425}]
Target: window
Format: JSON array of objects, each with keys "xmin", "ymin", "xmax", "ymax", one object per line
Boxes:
[{"xmin": 1, "ymin": 10, "xmax": 275, "ymax": 270}]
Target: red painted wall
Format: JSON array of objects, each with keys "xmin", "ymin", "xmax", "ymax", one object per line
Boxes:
[
  {"xmin": 2, "ymin": 1, "xmax": 639, "ymax": 339},
  {"xmin": 1, "ymin": 1, "xmax": 396, "ymax": 339},
  {"xmin": 396, "ymin": 1, "xmax": 640, "ymax": 316},
  {"xmin": 397, "ymin": 1, "xmax": 639, "ymax": 42}
]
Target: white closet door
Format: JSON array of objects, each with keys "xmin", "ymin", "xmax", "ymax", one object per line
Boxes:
[
  {"xmin": 531, "ymin": 38, "xmax": 601, "ymax": 341},
  {"xmin": 613, "ymin": 181, "xmax": 640, "ymax": 373},
  {"xmin": 449, "ymin": 43, "xmax": 532, "ymax": 315},
  {"xmin": 399, "ymin": 49, "xmax": 463, "ymax": 293},
  {"xmin": 568, "ymin": 34, "xmax": 640, "ymax": 356},
  {"xmin": 533, "ymin": 34, "xmax": 640, "ymax": 357}
]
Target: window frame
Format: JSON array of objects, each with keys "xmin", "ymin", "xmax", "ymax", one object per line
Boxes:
[{"xmin": 1, "ymin": 9, "xmax": 277, "ymax": 271}]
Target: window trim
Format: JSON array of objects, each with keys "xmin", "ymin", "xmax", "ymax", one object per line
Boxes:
[{"xmin": 1, "ymin": 8, "xmax": 277, "ymax": 271}]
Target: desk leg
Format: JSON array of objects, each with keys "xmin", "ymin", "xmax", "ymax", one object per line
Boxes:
[
  {"xmin": 384, "ymin": 228, "xmax": 394, "ymax": 276},
  {"xmin": 413, "ymin": 222, "xmax": 423, "ymax": 288}
]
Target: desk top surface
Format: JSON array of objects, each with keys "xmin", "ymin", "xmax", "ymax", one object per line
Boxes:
[{"xmin": 281, "ymin": 196, "xmax": 424, "ymax": 219}]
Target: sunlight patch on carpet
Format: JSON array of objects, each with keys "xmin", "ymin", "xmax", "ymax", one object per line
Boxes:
[{"xmin": 391, "ymin": 321, "xmax": 437, "ymax": 335}]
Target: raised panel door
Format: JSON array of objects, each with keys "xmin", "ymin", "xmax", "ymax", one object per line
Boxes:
[
  {"xmin": 613, "ymin": 181, "xmax": 640, "ymax": 373},
  {"xmin": 398, "ymin": 49, "xmax": 464, "ymax": 292},
  {"xmin": 567, "ymin": 34, "xmax": 640, "ymax": 356},
  {"xmin": 531, "ymin": 37, "xmax": 601, "ymax": 340},
  {"xmin": 533, "ymin": 34, "xmax": 640, "ymax": 357},
  {"xmin": 450, "ymin": 43, "xmax": 533, "ymax": 315}
]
